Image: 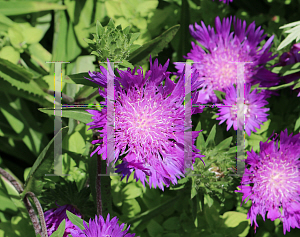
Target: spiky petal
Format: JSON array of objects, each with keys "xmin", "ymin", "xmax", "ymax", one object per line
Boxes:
[
  {"xmin": 69, "ymin": 214, "xmax": 137, "ymax": 237},
  {"xmin": 216, "ymin": 83, "xmax": 269, "ymax": 136},
  {"xmin": 236, "ymin": 129, "xmax": 300, "ymax": 234},
  {"xmin": 86, "ymin": 57, "xmax": 205, "ymax": 190},
  {"xmin": 44, "ymin": 204, "xmax": 83, "ymax": 237},
  {"xmin": 185, "ymin": 16, "xmax": 279, "ymax": 104}
]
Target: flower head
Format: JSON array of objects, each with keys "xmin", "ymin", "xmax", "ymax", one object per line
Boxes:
[
  {"xmin": 184, "ymin": 16, "xmax": 278, "ymax": 104},
  {"xmin": 44, "ymin": 204, "xmax": 83, "ymax": 237},
  {"xmin": 70, "ymin": 213, "xmax": 136, "ymax": 237},
  {"xmin": 279, "ymin": 43, "xmax": 300, "ymax": 97},
  {"xmin": 216, "ymin": 83, "xmax": 269, "ymax": 136},
  {"xmin": 236, "ymin": 129, "xmax": 300, "ymax": 234},
  {"xmin": 86, "ymin": 57, "xmax": 205, "ymax": 190}
]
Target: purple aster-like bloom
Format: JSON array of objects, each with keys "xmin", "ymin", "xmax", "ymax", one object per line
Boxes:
[
  {"xmin": 279, "ymin": 43, "xmax": 300, "ymax": 96},
  {"xmin": 182, "ymin": 16, "xmax": 279, "ymax": 104},
  {"xmin": 236, "ymin": 129, "xmax": 300, "ymax": 234},
  {"xmin": 70, "ymin": 213, "xmax": 136, "ymax": 237},
  {"xmin": 44, "ymin": 204, "xmax": 83, "ymax": 237},
  {"xmin": 216, "ymin": 83, "xmax": 269, "ymax": 136},
  {"xmin": 85, "ymin": 57, "xmax": 205, "ymax": 190}
]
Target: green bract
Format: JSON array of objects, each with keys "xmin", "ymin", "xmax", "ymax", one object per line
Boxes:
[{"xmin": 85, "ymin": 19, "xmax": 140, "ymax": 66}]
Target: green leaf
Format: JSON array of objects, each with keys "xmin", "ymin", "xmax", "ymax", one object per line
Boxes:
[
  {"xmin": 122, "ymin": 199, "xmax": 141, "ymax": 218},
  {"xmin": 0, "ymin": 76, "xmax": 53, "ymax": 108},
  {"xmin": 67, "ymin": 131, "xmax": 86, "ymax": 154},
  {"xmin": 0, "ymin": 46, "xmax": 20, "ymax": 64},
  {"xmin": 11, "ymin": 213, "xmax": 36, "ymax": 237},
  {"xmin": 27, "ymin": 43, "xmax": 52, "ymax": 72},
  {"xmin": 222, "ymin": 211, "xmax": 250, "ymax": 237},
  {"xmin": 295, "ymin": 116, "xmax": 300, "ymax": 132},
  {"xmin": 215, "ymin": 137, "xmax": 232, "ymax": 151},
  {"xmin": 126, "ymin": 193, "xmax": 183, "ymax": 226},
  {"xmin": 38, "ymin": 108, "xmax": 94, "ymax": 124},
  {"xmin": 0, "ymin": 177, "xmax": 34, "ymax": 233},
  {"xmin": 0, "ymin": 1, "xmax": 67, "ymax": 16},
  {"xmin": 66, "ymin": 20, "xmax": 82, "ymax": 62},
  {"xmin": 70, "ymin": 0, "xmax": 94, "ymax": 48},
  {"xmin": 63, "ymin": 73, "xmax": 98, "ymax": 88},
  {"xmin": 122, "ymin": 183, "xmax": 143, "ymax": 200},
  {"xmin": 213, "ymin": 90, "xmax": 226, "ymax": 101},
  {"xmin": 21, "ymin": 126, "xmax": 69, "ymax": 198},
  {"xmin": 177, "ymin": 0, "xmax": 190, "ymax": 61},
  {"xmin": 50, "ymin": 219, "xmax": 65, "ymax": 237},
  {"xmin": 162, "ymin": 217, "xmax": 180, "ymax": 231},
  {"xmin": 0, "ymin": 93, "xmax": 47, "ymax": 156},
  {"xmin": 147, "ymin": 219, "xmax": 164, "ymax": 237},
  {"xmin": 22, "ymin": 27, "xmax": 44, "ymax": 44},
  {"xmin": 196, "ymin": 132, "xmax": 206, "ymax": 151},
  {"xmin": 0, "ymin": 188, "xmax": 18, "ymax": 215},
  {"xmin": 88, "ymin": 153, "xmax": 97, "ymax": 207},
  {"xmin": 66, "ymin": 210, "xmax": 86, "ymax": 230},
  {"xmin": 8, "ymin": 26, "xmax": 24, "ymax": 51},
  {"xmin": 50, "ymin": 9, "xmax": 68, "ymax": 74},
  {"xmin": 119, "ymin": 60, "xmax": 134, "ymax": 69},
  {"xmin": 205, "ymin": 125, "xmax": 216, "ymax": 148},
  {"xmin": 203, "ymin": 204, "xmax": 219, "ymax": 230},
  {"xmin": 204, "ymin": 194, "xmax": 214, "ymax": 208},
  {"xmin": 0, "ymin": 13, "xmax": 14, "ymax": 29},
  {"xmin": 128, "ymin": 25, "xmax": 180, "ymax": 65},
  {"xmin": 254, "ymin": 119, "xmax": 271, "ymax": 135},
  {"xmin": 277, "ymin": 22, "xmax": 300, "ymax": 50},
  {"xmin": 0, "ymin": 58, "xmax": 49, "ymax": 98}
]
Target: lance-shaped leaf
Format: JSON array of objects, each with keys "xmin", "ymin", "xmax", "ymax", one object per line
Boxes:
[
  {"xmin": 39, "ymin": 108, "xmax": 94, "ymax": 124},
  {"xmin": 0, "ymin": 177, "xmax": 35, "ymax": 235},
  {"xmin": 205, "ymin": 124, "xmax": 216, "ymax": 148},
  {"xmin": 277, "ymin": 21, "xmax": 300, "ymax": 51},
  {"xmin": 66, "ymin": 210, "xmax": 87, "ymax": 230},
  {"xmin": 63, "ymin": 73, "xmax": 98, "ymax": 87},
  {"xmin": 177, "ymin": 0, "xmax": 190, "ymax": 62},
  {"xmin": 21, "ymin": 127, "xmax": 69, "ymax": 198},
  {"xmin": 128, "ymin": 25, "xmax": 180, "ymax": 66},
  {"xmin": 49, "ymin": 219, "xmax": 65, "ymax": 237},
  {"xmin": 125, "ymin": 192, "xmax": 184, "ymax": 227},
  {"xmin": 0, "ymin": 1, "xmax": 67, "ymax": 16}
]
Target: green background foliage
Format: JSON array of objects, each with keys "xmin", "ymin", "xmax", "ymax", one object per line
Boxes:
[{"xmin": 0, "ymin": 0, "xmax": 300, "ymax": 236}]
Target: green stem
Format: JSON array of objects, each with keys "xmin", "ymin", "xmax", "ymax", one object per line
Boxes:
[
  {"xmin": 0, "ymin": 168, "xmax": 43, "ymax": 236},
  {"xmin": 259, "ymin": 80, "xmax": 298, "ymax": 91},
  {"xmin": 96, "ymin": 155, "xmax": 112, "ymax": 218}
]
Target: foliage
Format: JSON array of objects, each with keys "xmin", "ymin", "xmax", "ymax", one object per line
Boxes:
[{"xmin": 1, "ymin": 0, "xmax": 300, "ymax": 237}]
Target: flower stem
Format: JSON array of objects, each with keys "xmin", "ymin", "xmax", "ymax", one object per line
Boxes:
[
  {"xmin": 0, "ymin": 168, "xmax": 42, "ymax": 236},
  {"xmin": 25, "ymin": 192, "xmax": 48, "ymax": 237},
  {"xmin": 96, "ymin": 154, "xmax": 112, "ymax": 219}
]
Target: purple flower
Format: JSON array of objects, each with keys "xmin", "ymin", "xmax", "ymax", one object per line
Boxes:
[
  {"xmin": 236, "ymin": 129, "xmax": 300, "ymax": 234},
  {"xmin": 44, "ymin": 204, "xmax": 83, "ymax": 237},
  {"xmin": 183, "ymin": 16, "xmax": 279, "ymax": 104},
  {"xmin": 279, "ymin": 43, "xmax": 300, "ymax": 96},
  {"xmin": 213, "ymin": 0, "xmax": 233, "ymax": 4},
  {"xmin": 216, "ymin": 83, "xmax": 269, "ymax": 136},
  {"xmin": 69, "ymin": 214, "xmax": 137, "ymax": 237},
  {"xmin": 86, "ymin": 57, "xmax": 205, "ymax": 190}
]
